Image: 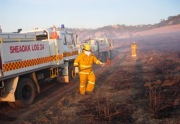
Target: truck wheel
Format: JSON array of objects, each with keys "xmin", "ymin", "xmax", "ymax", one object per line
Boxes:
[
  {"xmin": 102, "ymin": 52, "xmax": 106, "ymax": 62},
  {"xmin": 14, "ymin": 78, "xmax": 36, "ymax": 108},
  {"xmin": 109, "ymin": 50, "xmax": 112, "ymax": 60},
  {"xmin": 98, "ymin": 52, "xmax": 103, "ymax": 62},
  {"xmin": 68, "ymin": 63, "xmax": 75, "ymax": 82}
]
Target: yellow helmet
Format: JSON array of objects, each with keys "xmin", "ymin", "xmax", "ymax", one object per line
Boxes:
[{"xmin": 83, "ymin": 44, "xmax": 91, "ymax": 51}]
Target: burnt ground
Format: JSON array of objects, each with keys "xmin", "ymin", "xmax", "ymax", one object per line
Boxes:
[{"xmin": 0, "ymin": 31, "xmax": 180, "ymax": 124}]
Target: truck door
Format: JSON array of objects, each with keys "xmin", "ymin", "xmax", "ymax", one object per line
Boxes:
[{"xmin": 62, "ymin": 32, "xmax": 78, "ymax": 60}]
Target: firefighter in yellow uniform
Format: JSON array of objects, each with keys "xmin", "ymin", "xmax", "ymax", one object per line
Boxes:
[
  {"xmin": 74, "ymin": 44, "xmax": 105, "ymax": 95},
  {"xmin": 131, "ymin": 42, "xmax": 137, "ymax": 58}
]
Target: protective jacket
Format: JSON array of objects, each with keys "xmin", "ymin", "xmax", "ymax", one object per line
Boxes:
[{"xmin": 74, "ymin": 52, "xmax": 101, "ymax": 73}]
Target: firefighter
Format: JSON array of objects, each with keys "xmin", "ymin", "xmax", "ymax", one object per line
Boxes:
[
  {"xmin": 50, "ymin": 25, "xmax": 59, "ymax": 39},
  {"xmin": 74, "ymin": 44, "xmax": 105, "ymax": 95},
  {"xmin": 131, "ymin": 42, "xmax": 137, "ymax": 58}
]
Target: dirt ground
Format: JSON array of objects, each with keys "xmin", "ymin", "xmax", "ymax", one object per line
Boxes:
[{"xmin": 0, "ymin": 32, "xmax": 180, "ymax": 124}]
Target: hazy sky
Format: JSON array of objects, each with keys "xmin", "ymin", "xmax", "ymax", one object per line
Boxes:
[{"xmin": 0, "ymin": 0, "xmax": 180, "ymax": 32}]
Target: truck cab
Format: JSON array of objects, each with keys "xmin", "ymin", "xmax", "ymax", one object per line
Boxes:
[{"xmin": 83, "ymin": 37, "xmax": 113, "ymax": 62}]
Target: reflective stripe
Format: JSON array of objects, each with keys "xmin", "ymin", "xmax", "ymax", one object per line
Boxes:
[
  {"xmin": 74, "ymin": 62, "xmax": 78, "ymax": 66},
  {"xmin": 80, "ymin": 85, "xmax": 85, "ymax": 88},
  {"xmin": 96, "ymin": 60, "xmax": 100, "ymax": 64},
  {"xmin": 81, "ymin": 65, "xmax": 91, "ymax": 67},
  {"xmin": 88, "ymin": 81, "xmax": 95, "ymax": 85},
  {"xmin": 79, "ymin": 71, "xmax": 90, "ymax": 74}
]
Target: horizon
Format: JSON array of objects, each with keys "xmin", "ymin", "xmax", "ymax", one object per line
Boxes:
[{"xmin": 0, "ymin": 0, "xmax": 180, "ymax": 32}]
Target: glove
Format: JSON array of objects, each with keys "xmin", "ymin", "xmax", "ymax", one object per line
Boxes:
[
  {"xmin": 74, "ymin": 67, "xmax": 79, "ymax": 73},
  {"xmin": 100, "ymin": 62, "xmax": 105, "ymax": 66}
]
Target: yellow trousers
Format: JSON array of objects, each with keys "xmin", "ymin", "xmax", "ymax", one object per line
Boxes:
[
  {"xmin": 131, "ymin": 50, "xmax": 136, "ymax": 58},
  {"xmin": 79, "ymin": 72, "xmax": 95, "ymax": 95}
]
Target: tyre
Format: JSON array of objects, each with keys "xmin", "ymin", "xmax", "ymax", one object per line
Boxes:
[
  {"xmin": 102, "ymin": 52, "xmax": 107, "ymax": 62},
  {"xmin": 14, "ymin": 78, "xmax": 36, "ymax": 108},
  {"xmin": 109, "ymin": 50, "xmax": 112, "ymax": 60},
  {"xmin": 98, "ymin": 52, "xmax": 103, "ymax": 62},
  {"xmin": 68, "ymin": 63, "xmax": 75, "ymax": 82}
]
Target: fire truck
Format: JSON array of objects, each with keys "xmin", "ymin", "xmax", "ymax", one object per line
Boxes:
[
  {"xmin": 0, "ymin": 25, "xmax": 79, "ymax": 107},
  {"xmin": 83, "ymin": 37, "xmax": 114, "ymax": 62}
]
